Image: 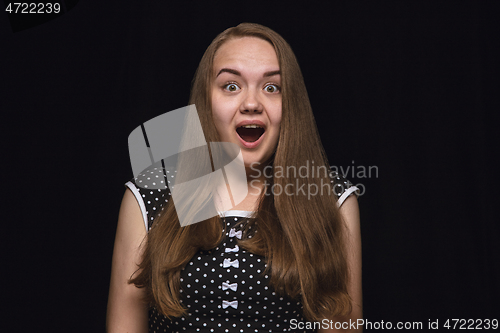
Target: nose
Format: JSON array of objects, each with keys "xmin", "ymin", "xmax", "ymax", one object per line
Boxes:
[{"xmin": 240, "ymin": 88, "xmax": 263, "ymax": 113}]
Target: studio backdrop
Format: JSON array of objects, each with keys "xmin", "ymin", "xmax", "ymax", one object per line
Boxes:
[{"xmin": 1, "ymin": 1, "xmax": 498, "ymax": 332}]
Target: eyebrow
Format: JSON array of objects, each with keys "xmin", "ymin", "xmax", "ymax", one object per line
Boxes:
[{"xmin": 216, "ymin": 68, "xmax": 281, "ymax": 77}]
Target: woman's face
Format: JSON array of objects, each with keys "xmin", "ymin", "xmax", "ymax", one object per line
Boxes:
[{"xmin": 211, "ymin": 37, "xmax": 282, "ymax": 173}]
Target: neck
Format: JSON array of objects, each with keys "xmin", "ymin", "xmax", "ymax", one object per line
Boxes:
[{"xmin": 213, "ymin": 164, "xmax": 269, "ymax": 212}]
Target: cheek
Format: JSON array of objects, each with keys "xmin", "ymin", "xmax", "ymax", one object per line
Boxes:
[
  {"xmin": 211, "ymin": 114, "xmax": 224, "ymax": 137},
  {"xmin": 211, "ymin": 94, "xmax": 230, "ymax": 120},
  {"xmin": 271, "ymin": 114, "xmax": 282, "ymax": 144},
  {"xmin": 211, "ymin": 97, "xmax": 223, "ymax": 123},
  {"xmin": 212, "ymin": 109, "xmax": 230, "ymax": 127},
  {"xmin": 272, "ymin": 99, "xmax": 282, "ymax": 122},
  {"xmin": 211, "ymin": 111, "xmax": 231, "ymax": 141},
  {"xmin": 272, "ymin": 107, "xmax": 283, "ymax": 128}
]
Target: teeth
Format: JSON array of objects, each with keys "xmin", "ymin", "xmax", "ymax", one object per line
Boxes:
[{"xmin": 241, "ymin": 125, "xmax": 262, "ymax": 129}]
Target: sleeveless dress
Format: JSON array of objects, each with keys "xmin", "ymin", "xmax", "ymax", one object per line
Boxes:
[{"xmin": 125, "ymin": 168, "xmax": 359, "ymax": 333}]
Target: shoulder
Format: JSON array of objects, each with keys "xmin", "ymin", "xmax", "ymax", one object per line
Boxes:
[
  {"xmin": 329, "ymin": 171, "xmax": 360, "ymax": 208},
  {"xmin": 124, "ymin": 169, "xmax": 172, "ymax": 232}
]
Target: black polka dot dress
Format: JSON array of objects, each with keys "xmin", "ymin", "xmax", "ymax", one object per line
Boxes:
[{"xmin": 125, "ymin": 169, "xmax": 359, "ymax": 333}]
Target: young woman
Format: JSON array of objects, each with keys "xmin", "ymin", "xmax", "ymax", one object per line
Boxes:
[{"xmin": 107, "ymin": 23, "xmax": 362, "ymax": 333}]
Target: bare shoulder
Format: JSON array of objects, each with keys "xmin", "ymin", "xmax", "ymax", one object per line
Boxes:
[
  {"xmin": 113, "ymin": 188, "xmax": 148, "ymax": 249},
  {"xmin": 119, "ymin": 188, "xmax": 146, "ymax": 230},
  {"xmin": 339, "ymin": 195, "xmax": 360, "ymax": 231},
  {"xmin": 111, "ymin": 188, "xmax": 148, "ymax": 274}
]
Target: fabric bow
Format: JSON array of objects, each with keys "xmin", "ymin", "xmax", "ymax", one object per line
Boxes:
[
  {"xmin": 229, "ymin": 228, "xmax": 242, "ymax": 239},
  {"xmin": 223, "ymin": 258, "xmax": 239, "ymax": 268},
  {"xmin": 222, "ymin": 300, "xmax": 238, "ymax": 309},
  {"xmin": 222, "ymin": 282, "xmax": 238, "ymax": 291},
  {"xmin": 225, "ymin": 245, "xmax": 239, "ymax": 253}
]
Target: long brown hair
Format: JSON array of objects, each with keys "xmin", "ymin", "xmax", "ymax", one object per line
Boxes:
[{"xmin": 130, "ymin": 23, "xmax": 352, "ymax": 321}]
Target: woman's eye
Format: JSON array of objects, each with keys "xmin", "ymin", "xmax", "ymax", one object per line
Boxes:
[
  {"xmin": 264, "ymin": 84, "xmax": 280, "ymax": 93},
  {"xmin": 224, "ymin": 83, "xmax": 240, "ymax": 92}
]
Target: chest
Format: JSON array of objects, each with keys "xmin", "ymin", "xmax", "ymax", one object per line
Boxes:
[{"xmin": 154, "ymin": 217, "xmax": 311, "ymax": 332}]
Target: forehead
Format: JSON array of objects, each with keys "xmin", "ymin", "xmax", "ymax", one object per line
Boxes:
[{"xmin": 213, "ymin": 37, "xmax": 279, "ymax": 73}]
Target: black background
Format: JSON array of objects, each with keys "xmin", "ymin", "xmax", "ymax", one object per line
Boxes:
[{"xmin": 2, "ymin": 1, "xmax": 499, "ymax": 332}]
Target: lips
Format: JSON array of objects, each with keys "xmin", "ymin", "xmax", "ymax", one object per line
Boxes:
[
  {"xmin": 236, "ymin": 126, "xmax": 265, "ymax": 142},
  {"xmin": 235, "ymin": 120, "xmax": 266, "ymax": 148}
]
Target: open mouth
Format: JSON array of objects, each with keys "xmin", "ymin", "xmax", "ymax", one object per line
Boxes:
[{"xmin": 236, "ymin": 125, "xmax": 266, "ymax": 143}]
